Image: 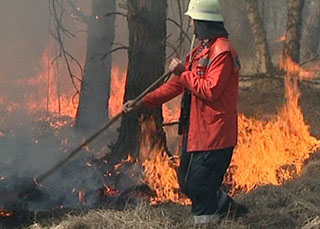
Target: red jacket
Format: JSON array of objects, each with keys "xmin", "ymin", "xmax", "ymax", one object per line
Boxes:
[{"xmin": 143, "ymin": 37, "xmax": 240, "ymax": 152}]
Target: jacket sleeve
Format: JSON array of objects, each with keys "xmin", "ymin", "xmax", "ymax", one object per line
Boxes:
[
  {"xmin": 180, "ymin": 52, "xmax": 233, "ymax": 102},
  {"xmin": 142, "ymin": 75, "xmax": 184, "ymax": 108}
]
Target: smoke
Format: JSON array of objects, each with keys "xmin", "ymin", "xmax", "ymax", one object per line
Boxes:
[
  {"xmin": 0, "ymin": 0, "xmax": 49, "ymax": 81},
  {"xmin": 0, "ymin": 0, "xmax": 116, "ymax": 210}
]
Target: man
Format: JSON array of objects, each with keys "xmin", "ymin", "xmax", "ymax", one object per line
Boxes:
[{"xmin": 123, "ymin": 0, "xmax": 247, "ymax": 224}]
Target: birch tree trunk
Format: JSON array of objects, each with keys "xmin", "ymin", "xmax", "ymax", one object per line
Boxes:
[
  {"xmin": 281, "ymin": 0, "xmax": 304, "ymax": 67},
  {"xmin": 246, "ymin": 0, "xmax": 273, "ymax": 74},
  {"xmin": 75, "ymin": 0, "xmax": 116, "ymax": 132},
  {"xmin": 300, "ymin": 0, "xmax": 320, "ymax": 63}
]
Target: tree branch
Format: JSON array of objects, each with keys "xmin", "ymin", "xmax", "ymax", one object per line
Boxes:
[
  {"xmin": 99, "ymin": 46, "xmax": 129, "ymax": 61},
  {"xmin": 49, "ymin": 0, "xmax": 83, "ymax": 95},
  {"xmin": 104, "ymin": 11, "xmax": 127, "ymax": 18},
  {"xmin": 166, "ymin": 18, "xmax": 191, "ymax": 44}
]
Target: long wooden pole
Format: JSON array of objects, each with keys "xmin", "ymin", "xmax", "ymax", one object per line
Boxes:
[{"xmin": 36, "ymin": 71, "xmax": 172, "ymax": 184}]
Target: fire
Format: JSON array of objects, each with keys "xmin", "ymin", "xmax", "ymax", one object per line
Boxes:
[
  {"xmin": 17, "ymin": 45, "xmax": 79, "ymax": 118},
  {"xmin": 109, "ymin": 67, "xmax": 126, "ymax": 118},
  {"xmin": 143, "ymin": 151, "xmax": 191, "ymax": 205},
  {"xmin": 162, "ymin": 97, "xmax": 180, "ymax": 123},
  {"xmin": 0, "ymin": 209, "xmax": 13, "ymax": 217},
  {"xmin": 114, "ymin": 154, "xmax": 136, "ymax": 171},
  {"xmin": 104, "ymin": 185, "xmax": 120, "ymax": 196},
  {"xmin": 136, "ymin": 57, "xmax": 320, "ymax": 203},
  {"xmin": 78, "ymin": 190, "xmax": 86, "ymax": 204},
  {"xmin": 140, "ymin": 116, "xmax": 191, "ymax": 205},
  {"xmin": 275, "ymin": 34, "xmax": 286, "ymax": 43},
  {"xmin": 0, "ymin": 42, "xmax": 79, "ymax": 121},
  {"xmin": 0, "ymin": 37, "xmax": 317, "ymax": 207},
  {"xmin": 226, "ymin": 57, "xmax": 320, "ymax": 194},
  {"xmin": 280, "ymin": 55, "xmax": 315, "ymax": 80},
  {"xmin": 228, "ymin": 81, "xmax": 320, "ymax": 194}
]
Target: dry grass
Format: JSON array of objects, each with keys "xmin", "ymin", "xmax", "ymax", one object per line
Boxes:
[
  {"xmin": 27, "ymin": 203, "xmax": 247, "ymax": 229},
  {"xmin": 238, "ymin": 157, "xmax": 320, "ymax": 229},
  {"xmin": 26, "ymin": 156, "xmax": 320, "ymax": 229},
  {"xmin": 28, "ymin": 205, "xmax": 179, "ymax": 229}
]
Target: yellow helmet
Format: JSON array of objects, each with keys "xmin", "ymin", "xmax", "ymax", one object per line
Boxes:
[{"xmin": 185, "ymin": 0, "xmax": 224, "ymax": 22}]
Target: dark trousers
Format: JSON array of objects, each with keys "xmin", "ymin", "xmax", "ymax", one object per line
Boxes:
[{"xmin": 178, "ymin": 146, "xmax": 234, "ymax": 216}]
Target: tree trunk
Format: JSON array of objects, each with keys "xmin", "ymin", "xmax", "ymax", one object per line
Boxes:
[
  {"xmin": 246, "ymin": 0, "xmax": 273, "ymax": 74},
  {"xmin": 300, "ymin": 0, "xmax": 320, "ymax": 63},
  {"xmin": 110, "ymin": 0, "xmax": 167, "ymax": 161},
  {"xmin": 281, "ymin": 0, "xmax": 304, "ymax": 66},
  {"xmin": 75, "ymin": 0, "xmax": 116, "ymax": 132}
]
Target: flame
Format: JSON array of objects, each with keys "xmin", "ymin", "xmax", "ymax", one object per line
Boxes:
[
  {"xmin": 227, "ymin": 80, "xmax": 320, "ymax": 194},
  {"xmin": 143, "ymin": 151, "xmax": 191, "ymax": 205},
  {"xmin": 162, "ymin": 96, "xmax": 181, "ymax": 123},
  {"xmin": 114, "ymin": 155, "xmax": 136, "ymax": 171},
  {"xmin": 78, "ymin": 190, "xmax": 86, "ymax": 204},
  {"xmin": 0, "ymin": 42, "xmax": 79, "ymax": 121},
  {"xmin": 137, "ymin": 56, "xmax": 320, "ymax": 203},
  {"xmin": 104, "ymin": 185, "xmax": 120, "ymax": 196},
  {"xmin": 0, "ymin": 209, "xmax": 13, "ymax": 217},
  {"xmin": 280, "ymin": 55, "xmax": 315, "ymax": 80},
  {"xmin": 16, "ymin": 45, "xmax": 79, "ymax": 118},
  {"xmin": 226, "ymin": 57, "xmax": 320, "ymax": 194},
  {"xmin": 15, "ymin": 45, "xmax": 130, "ymax": 121},
  {"xmin": 140, "ymin": 116, "xmax": 191, "ymax": 205},
  {"xmin": 109, "ymin": 67, "xmax": 126, "ymax": 118},
  {"xmin": 275, "ymin": 34, "xmax": 286, "ymax": 43}
]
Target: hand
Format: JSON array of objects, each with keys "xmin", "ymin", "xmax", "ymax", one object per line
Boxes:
[
  {"xmin": 169, "ymin": 58, "xmax": 185, "ymax": 76},
  {"xmin": 122, "ymin": 100, "xmax": 145, "ymax": 113}
]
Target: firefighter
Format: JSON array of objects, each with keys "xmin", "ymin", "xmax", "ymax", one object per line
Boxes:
[{"xmin": 123, "ymin": 0, "xmax": 247, "ymax": 224}]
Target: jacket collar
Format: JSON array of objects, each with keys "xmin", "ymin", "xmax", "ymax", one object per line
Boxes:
[
  {"xmin": 194, "ymin": 38, "xmax": 215, "ymax": 59},
  {"xmin": 186, "ymin": 37, "xmax": 224, "ymax": 64}
]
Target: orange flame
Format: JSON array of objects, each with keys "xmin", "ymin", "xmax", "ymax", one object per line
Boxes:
[
  {"xmin": 140, "ymin": 116, "xmax": 191, "ymax": 205},
  {"xmin": 109, "ymin": 67, "xmax": 126, "ymax": 118},
  {"xmin": 135, "ymin": 56, "xmax": 320, "ymax": 203},
  {"xmin": 78, "ymin": 190, "xmax": 86, "ymax": 204},
  {"xmin": 228, "ymin": 80, "xmax": 320, "ymax": 194},
  {"xmin": 280, "ymin": 55, "xmax": 315, "ymax": 80},
  {"xmin": 104, "ymin": 185, "xmax": 120, "ymax": 196},
  {"xmin": 114, "ymin": 154, "xmax": 136, "ymax": 171},
  {"xmin": 228, "ymin": 56, "xmax": 320, "ymax": 194},
  {"xmin": 275, "ymin": 34, "xmax": 286, "ymax": 43},
  {"xmin": 16, "ymin": 45, "xmax": 79, "ymax": 118},
  {"xmin": 0, "ymin": 209, "xmax": 13, "ymax": 217}
]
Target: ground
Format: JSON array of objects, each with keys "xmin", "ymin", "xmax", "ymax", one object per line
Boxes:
[{"xmin": 25, "ymin": 164, "xmax": 320, "ymax": 229}]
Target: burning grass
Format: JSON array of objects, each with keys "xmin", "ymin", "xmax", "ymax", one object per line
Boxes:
[
  {"xmin": 25, "ymin": 154, "xmax": 320, "ymax": 229},
  {"xmin": 23, "ymin": 83, "xmax": 320, "ymax": 229},
  {"xmin": 228, "ymin": 79, "xmax": 320, "ymax": 194},
  {"xmin": 139, "ymin": 77, "xmax": 320, "ymax": 204}
]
